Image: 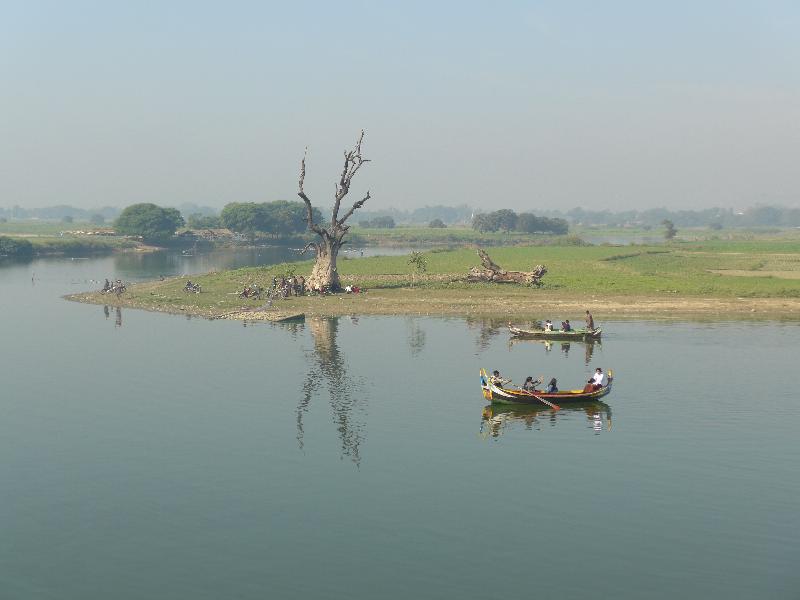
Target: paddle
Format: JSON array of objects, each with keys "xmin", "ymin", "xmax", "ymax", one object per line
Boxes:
[
  {"xmin": 517, "ymin": 377, "xmax": 561, "ymax": 410},
  {"xmin": 525, "ymin": 390, "xmax": 561, "ymax": 411}
]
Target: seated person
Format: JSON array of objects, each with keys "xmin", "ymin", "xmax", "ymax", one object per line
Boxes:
[
  {"xmin": 522, "ymin": 376, "xmax": 539, "ymax": 391},
  {"xmin": 583, "ymin": 379, "xmax": 597, "ymax": 393},
  {"xmin": 561, "ymin": 320, "xmax": 571, "ymax": 332},
  {"xmin": 591, "ymin": 368, "xmax": 608, "ymax": 387},
  {"xmin": 490, "ymin": 370, "xmax": 509, "ymax": 386},
  {"xmin": 544, "ymin": 320, "xmax": 554, "ymax": 332},
  {"xmin": 546, "ymin": 378, "xmax": 558, "ymax": 393}
]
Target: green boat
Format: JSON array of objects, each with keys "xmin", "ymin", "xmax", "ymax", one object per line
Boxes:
[{"xmin": 508, "ymin": 324, "xmax": 602, "ymax": 340}]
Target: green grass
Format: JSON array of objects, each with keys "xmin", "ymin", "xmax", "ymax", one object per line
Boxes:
[
  {"xmin": 348, "ymin": 225, "xmax": 582, "ymax": 246},
  {"xmin": 0, "ymin": 221, "xmax": 107, "ymax": 236},
  {"xmin": 24, "ymin": 236, "xmax": 136, "ymax": 254},
  {"xmin": 124, "ymin": 240, "xmax": 800, "ymax": 301}
]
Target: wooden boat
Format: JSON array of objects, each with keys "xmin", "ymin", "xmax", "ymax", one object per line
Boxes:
[
  {"xmin": 508, "ymin": 324, "xmax": 602, "ymax": 340},
  {"xmin": 480, "ymin": 368, "xmax": 614, "ymax": 405}
]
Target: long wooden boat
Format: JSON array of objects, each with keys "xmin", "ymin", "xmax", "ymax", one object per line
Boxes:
[
  {"xmin": 480, "ymin": 368, "xmax": 614, "ymax": 405},
  {"xmin": 508, "ymin": 324, "xmax": 602, "ymax": 340}
]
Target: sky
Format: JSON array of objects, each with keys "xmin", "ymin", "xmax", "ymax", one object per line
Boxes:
[{"xmin": 1, "ymin": 0, "xmax": 799, "ymax": 212}]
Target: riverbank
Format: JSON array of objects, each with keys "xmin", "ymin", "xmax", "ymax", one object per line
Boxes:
[
  {"xmin": 67, "ymin": 284, "xmax": 800, "ymax": 320},
  {"xmin": 66, "ymin": 242, "xmax": 800, "ymax": 321}
]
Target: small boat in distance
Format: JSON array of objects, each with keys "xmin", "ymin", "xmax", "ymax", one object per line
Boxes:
[
  {"xmin": 508, "ymin": 323, "xmax": 602, "ymax": 340},
  {"xmin": 480, "ymin": 368, "xmax": 614, "ymax": 405}
]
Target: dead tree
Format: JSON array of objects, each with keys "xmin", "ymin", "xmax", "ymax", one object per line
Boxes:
[
  {"xmin": 297, "ymin": 131, "xmax": 370, "ymax": 292},
  {"xmin": 467, "ymin": 248, "xmax": 547, "ymax": 286}
]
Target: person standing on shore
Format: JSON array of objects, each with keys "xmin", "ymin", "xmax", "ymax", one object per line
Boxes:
[{"xmin": 585, "ymin": 310, "xmax": 595, "ymax": 331}]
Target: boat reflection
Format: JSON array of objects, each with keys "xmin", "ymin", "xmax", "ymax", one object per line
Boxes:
[
  {"xmin": 508, "ymin": 337, "xmax": 601, "ymax": 364},
  {"xmin": 480, "ymin": 401, "xmax": 612, "ymax": 438}
]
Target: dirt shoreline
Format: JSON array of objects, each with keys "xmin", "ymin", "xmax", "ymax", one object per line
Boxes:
[{"xmin": 66, "ymin": 286, "xmax": 800, "ymax": 322}]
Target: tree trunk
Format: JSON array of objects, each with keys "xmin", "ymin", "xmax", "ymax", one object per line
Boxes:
[
  {"xmin": 307, "ymin": 236, "xmax": 341, "ymax": 292},
  {"xmin": 466, "ymin": 248, "xmax": 547, "ymax": 286}
]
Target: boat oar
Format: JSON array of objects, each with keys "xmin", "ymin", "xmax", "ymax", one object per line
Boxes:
[{"xmin": 523, "ymin": 390, "xmax": 561, "ymax": 411}]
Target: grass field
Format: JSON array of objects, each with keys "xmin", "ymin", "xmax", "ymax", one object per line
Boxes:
[
  {"xmin": 0, "ymin": 221, "xmax": 108, "ymax": 236},
  {"xmin": 348, "ymin": 225, "xmax": 585, "ymax": 246},
  {"xmin": 67, "ymin": 239, "xmax": 800, "ymax": 319}
]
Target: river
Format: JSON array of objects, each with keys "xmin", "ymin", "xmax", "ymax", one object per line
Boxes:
[{"xmin": 1, "ymin": 251, "xmax": 798, "ymax": 599}]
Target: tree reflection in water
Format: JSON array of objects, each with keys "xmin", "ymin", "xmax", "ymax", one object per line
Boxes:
[
  {"xmin": 480, "ymin": 402, "xmax": 612, "ymax": 438},
  {"xmin": 465, "ymin": 317, "xmax": 510, "ymax": 351},
  {"xmin": 406, "ymin": 317, "xmax": 426, "ymax": 357},
  {"xmin": 298, "ymin": 317, "xmax": 367, "ymax": 464}
]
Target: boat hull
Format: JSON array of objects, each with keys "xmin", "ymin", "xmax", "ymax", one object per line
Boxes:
[{"xmin": 508, "ymin": 325, "xmax": 602, "ymax": 340}]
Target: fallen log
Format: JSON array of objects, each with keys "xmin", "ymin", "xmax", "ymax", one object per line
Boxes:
[{"xmin": 466, "ymin": 248, "xmax": 547, "ymax": 286}]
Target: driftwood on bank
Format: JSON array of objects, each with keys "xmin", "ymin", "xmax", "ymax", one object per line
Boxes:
[{"xmin": 467, "ymin": 249, "xmax": 547, "ymax": 286}]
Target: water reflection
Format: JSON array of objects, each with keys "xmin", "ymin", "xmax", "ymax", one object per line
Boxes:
[
  {"xmin": 406, "ymin": 318, "xmax": 426, "ymax": 357},
  {"xmin": 480, "ymin": 401, "xmax": 612, "ymax": 438},
  {"xmin": 508, "ymin": 337, "xmax": 601, "ymax": 365},
  {"xmin": 298, "ymin": 317, "xmax": 367, "ymax": 464},
  {"xmin": 465, "ymin": 317, "xmax": 510, "ymax": 351}
]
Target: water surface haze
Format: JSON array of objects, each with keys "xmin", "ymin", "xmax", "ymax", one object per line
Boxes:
[{"xmin": 1, "ymin": 253, "xmax": 798, "ymax": 599}]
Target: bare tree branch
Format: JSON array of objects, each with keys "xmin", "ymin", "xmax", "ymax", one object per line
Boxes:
[
  {"xmin": 300, "ymin": 241, "xmax": 320, "ymax": 256},
  {"xmin": 337, "ymin": 190, "xmax": 371, "ymax": 227},
  {"xmin": 331, "ymin": 130, "xmax": 369, "ymax": 227},
  {"xmin": 297, "ymin": 148, "xmax": 324, "ymax": 235}
]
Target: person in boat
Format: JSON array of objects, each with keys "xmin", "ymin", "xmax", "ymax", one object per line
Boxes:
[
  {"xmin": 490, "ymin": 370, "xmax": 510, "ymax": 386},
  {"xmin": 522, "ymin": 376, "xmax": 540, "ymax": 391},
  {"xmin": 585, "ymin": 310, "xmax": 595, "ymax": 331},
  {"xmin": 591, "ymin": 367, "xmax": 607, "ymax": 387},
  {"xmin": 544, "ymin": 320, "xmax": 554, "ymax": 332},
  {"xmin": 561, "ymin": 320, "xmax": 571, "ymax": 332},
  {"xmin": 102, "ymin": 278, "xmax": 111, "ymax": 292},
  {"xmin": 583, "ymin": 379, "xmax": 597, "ymax": 393},
  {"xmin": 546, "ymin": 378, "xmax": 558, "ymax": 393}
]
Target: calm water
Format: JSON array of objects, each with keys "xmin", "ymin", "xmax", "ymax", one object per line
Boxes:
[{"xmin": 1, "ymin": 253, "xmax": 798, "ymax": 599}]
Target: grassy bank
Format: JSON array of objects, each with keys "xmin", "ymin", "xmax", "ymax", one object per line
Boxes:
[
  {"xmin": 66, "ymin": 240, "xmax": 800, "ymax": 320},
  {"xmin": 347, "ymin": 225, "xmax": 585, "ymax": 247}
]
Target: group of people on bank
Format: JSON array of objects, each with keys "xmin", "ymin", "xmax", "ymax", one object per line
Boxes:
[
  {"xmin": 489, "ymin": 366, "xmax": 607, "ymax": 395},
  {"xmin": 101, "ymin": 278, "xmax": 126, "ymax": 295}
]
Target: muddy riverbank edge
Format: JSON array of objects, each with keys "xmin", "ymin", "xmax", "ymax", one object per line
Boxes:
[{"xmin": 66, "ymin": 283, "xmax": 800, "ymax": 322}]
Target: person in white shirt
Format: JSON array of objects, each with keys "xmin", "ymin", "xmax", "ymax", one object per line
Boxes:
[{"xmin": 591, "ymin": 368, "xmax": 607, "ymax": 387}]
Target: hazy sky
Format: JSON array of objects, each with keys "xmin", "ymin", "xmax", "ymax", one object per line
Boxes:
[{"xmin": 2, "ymin": 1, "xmax": 799, "ymax": 211}]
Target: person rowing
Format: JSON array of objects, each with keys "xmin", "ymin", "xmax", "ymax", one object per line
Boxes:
[
  {"xmin": 522, "ymin": 376, "xmax": 542, "ymax": 391},
  {"xmin": 489, "ymin": 370, "xmax": 511, "ymax": 386},
  {"xmin": 585, "ymin": 310, "xmax": 595, "ymax": 331}
]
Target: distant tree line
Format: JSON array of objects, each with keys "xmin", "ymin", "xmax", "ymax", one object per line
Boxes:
[
  {"xmin": 472, "ymin": 210, "xmax": 569, "ymax": 235},
  {"xmin": 0, "ymin": 205, "xmax": 120, "ymax": 221},
  {"xmin": 553, "ymin": 205, "xmax": 800, "ymax": 228},
  {"xmin": 349, "ymin": 204, "xmax": 473, "ymax": 226},
  {"xmin": 0, "ymin": 236, "xmax": 34, "ymax": 257},
  {"xmin": 219, "ymin": 201, "xmax": 322, "ymax": 239},
  {"xmin": 358, "ymin": 216, "xmax": 396, "ymax": 229}
]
